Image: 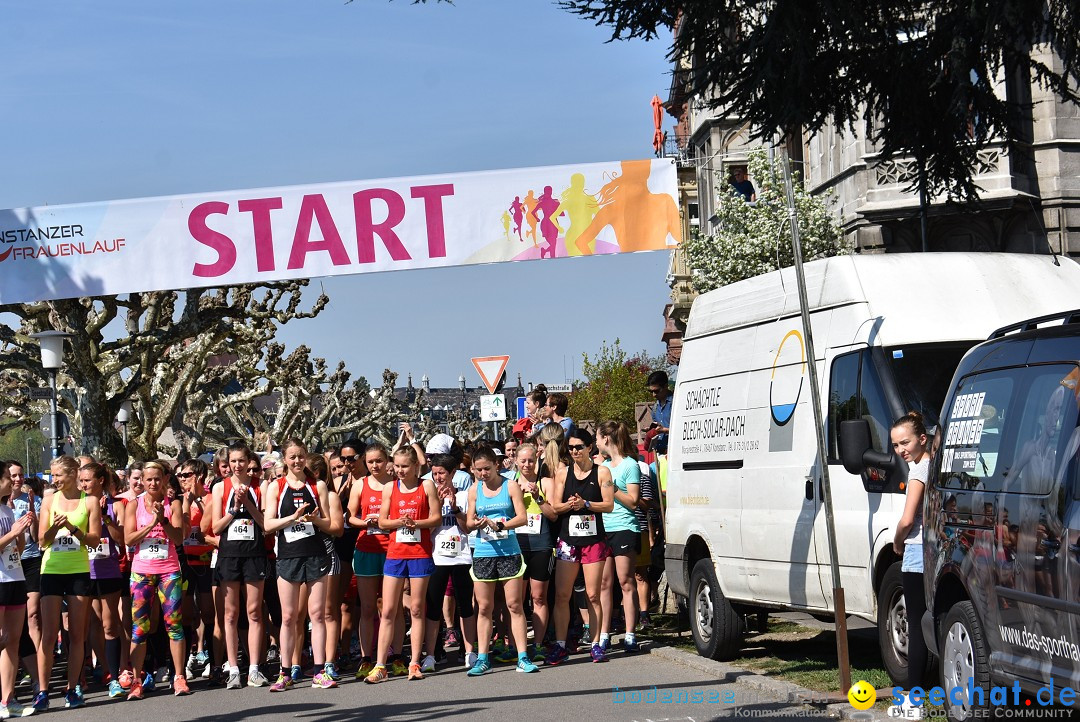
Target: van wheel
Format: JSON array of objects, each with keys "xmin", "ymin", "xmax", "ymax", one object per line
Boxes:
[
  {"xmin": 877, "ymin": 562, "xmax": 910, "ymax": 685},
  {"xmin": 940, "ymin": 602, "xmax": 990, "ymax": 721},
  {"xmin": 688, "ymin": 558, "xmax": 740, "ymax": 660}
]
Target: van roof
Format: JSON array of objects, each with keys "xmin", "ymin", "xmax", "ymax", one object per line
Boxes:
[{"xmin": 684, "ymin": 253, "xmax": 1080, "ymax": 346}]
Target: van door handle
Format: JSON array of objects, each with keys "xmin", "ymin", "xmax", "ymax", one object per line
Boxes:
[{"xmin": 805, "ymin": 478, "xmax": 814, "ymax": 501}]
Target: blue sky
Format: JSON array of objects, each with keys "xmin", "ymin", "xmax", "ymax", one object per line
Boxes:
[{"xmin": 1, "ymin": 1, "xmax": 674, "ymax": 389}]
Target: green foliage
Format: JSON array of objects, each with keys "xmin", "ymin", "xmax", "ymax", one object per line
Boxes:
[
  {"xmin": 560, "ymin": 0, "xmax": 1080, "ymax": 201},
  {"xmin": 682, "ymin": 149, "xmax": 850, "ymax": 293},
  {"xmin": 568, "ymin": 339, "xmax": 668, "ymax": 428},
  {"xmin": 0, "ymin": 423, "xmax": 46, "ymax": 475}
]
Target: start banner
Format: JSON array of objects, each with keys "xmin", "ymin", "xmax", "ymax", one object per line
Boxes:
[{"xmin": 0, "ymin": 158, "xmax": 680, "ymax": 304}]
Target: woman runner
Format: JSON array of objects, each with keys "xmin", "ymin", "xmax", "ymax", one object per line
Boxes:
[
  {"xmin": 123, "ymin": 461, "xmax": 190, "ymax": 699},
  {"xmin": 35, "ymin": 456, "xmax": 101, "ymax": 711},
  {"xmin": 596, "ymin": 421, "xmax": 642, "ymax": 653},
  {"xmin": 545, "ymin": 429, "xmax": 615, "ymax": 666},
  {"xmin": 263, "ymin": 439, "xmax": 338, "ymax": 691},
  {"xmin": 513, "ymin": 442, "xmax": 558, "ymax": 662},
  {"xmin": 465, "ymin": 447, "xmax": 537, "ymax": 676},
  {"xmin": 363, "ymin": 446, "xmax": 440, "ymax": 684},
  {"xmin": 0, "ymin": 463, "xmax": 34, "ymax": 718}
]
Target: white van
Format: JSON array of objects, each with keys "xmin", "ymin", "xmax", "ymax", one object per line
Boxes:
[{"xmin": 663, "ymin": 253, "xmax": 1080, "ymax": 684}]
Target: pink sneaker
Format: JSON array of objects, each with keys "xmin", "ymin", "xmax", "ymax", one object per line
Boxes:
[{"xmin": 311, "ymin": 672, "xmax": 338, "ymax": 689}]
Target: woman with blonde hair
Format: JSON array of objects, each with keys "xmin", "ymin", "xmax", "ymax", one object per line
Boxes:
[{"xmin": 35, "ymin": 455, "xmax": 101, "ymax": 710}]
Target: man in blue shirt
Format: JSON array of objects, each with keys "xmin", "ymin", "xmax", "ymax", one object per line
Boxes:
[{"xmin": 646, "ymin": 371, "xmax": 672, "ymax": 454}]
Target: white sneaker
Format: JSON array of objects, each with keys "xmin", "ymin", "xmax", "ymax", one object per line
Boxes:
[
  {"xmin": 226, "ymin": 669, "xmax": 242, "ymax": 690},
  {"xmin": 154, "ymin": 666, "xmax": 171, "ymax": 684},
  {"xmin": 465, "ymin": 651, "xmax": 478, "ymax": 670},
  {"xmin": 420, "ymin": 655, "xmax": 436, "ymax": 673}
]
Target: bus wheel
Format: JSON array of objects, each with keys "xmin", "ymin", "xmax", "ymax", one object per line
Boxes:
[
  {"xmin": 688, "ymin": 558, "xmax": 740, "ymax": 660},
  {"xmin": 940, "ymin": 602, "xmax": 990, "ymax": 721},
  {"xmin": 877, "ymin": 561, "xmax": 909, "ymax": 685}
]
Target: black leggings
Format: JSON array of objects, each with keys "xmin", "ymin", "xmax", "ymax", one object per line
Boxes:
[
  {"xmin": 902, "ymin": 571, "xmax": 928, "ymax": 689},
  {"xmin": 424, "ymin": 565, "xmax": 474, "ymax": 622}
]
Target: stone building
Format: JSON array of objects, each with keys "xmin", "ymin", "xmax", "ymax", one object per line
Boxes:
[{"xmin": 659, "ymin": 27, "xmax": 1080, "ymax": 361}]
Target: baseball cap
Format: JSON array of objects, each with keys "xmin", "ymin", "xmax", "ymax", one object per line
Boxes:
[{"xmin": 425, "ymin": 433, "xmax": 455, "ymax": 455}]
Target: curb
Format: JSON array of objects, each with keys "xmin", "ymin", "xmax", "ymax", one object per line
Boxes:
[{"xmin": 647, "ymin": 643, "xmax": 891, "ymax": 720}]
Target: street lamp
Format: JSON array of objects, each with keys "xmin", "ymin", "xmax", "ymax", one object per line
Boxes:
[
  {"xmin": 30, "ymin": 331, "xmax": 71, "ymax": 460},
  {"xmin": 116, "ymin": 399, "xmax": 133, "ymax": 456}
]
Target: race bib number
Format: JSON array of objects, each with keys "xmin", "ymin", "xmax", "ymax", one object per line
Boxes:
[
  {"xmin": 51, "ymin": 530, "xmax": 79, "ymax": 553},
  {"xmin": 396, "ymin": 526, "xmax": 420, "ymax": 544},
  {"xmin": 138, "ymin": 538, "xmax": 168, "ymax": 561},
  {"xmin": 88, "ymin": 540, "xmax": 110, "ymax": 560},
  {"xmin": 520, "ymin": 513, "xmax": 542, "ymax": 535},
  {"xmin": 183, "ymin": 530, "xmax": 202, "ymax": 547},
  {"xmin": 366, "ymin": 518, "xmax": 388, "ymax": 535},
  {"xmin": 435, "ymin": 534, "xmax": 463, "ymax": 557},
  {"xmin": 228, "ymin": 520, "xmax": 255, "ymax": 541},
  {"xmin": 283, "ymin": 521, "xmax": 315, "ymax": 544},
  {"xmin": 479, "ymin": 520, "xmax": 509, "ymax": 542},
  {"xmin": 2, "ymin": 547, "xmax": 20, "ymax": 571},
  {"xmin": 569, "ymin": 514, "xmax": 596, "ymax": 538}
]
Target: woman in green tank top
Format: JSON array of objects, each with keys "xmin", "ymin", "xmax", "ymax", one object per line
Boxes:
[{"xmin": 35, "ymin": 455, "xmax": 101, "ymax": 711}]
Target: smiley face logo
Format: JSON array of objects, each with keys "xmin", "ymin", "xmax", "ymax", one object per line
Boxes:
[{"xmin": 848, "ymin": 680, "xmax": 876, "ymax": 710}]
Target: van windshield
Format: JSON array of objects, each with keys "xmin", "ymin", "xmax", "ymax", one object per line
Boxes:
[{"xmin": 887, "ymin": 343, "xmax": 975, "ymax": 430}]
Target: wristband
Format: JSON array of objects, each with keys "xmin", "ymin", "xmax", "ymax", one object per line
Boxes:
[{"xmin": 584, "ymin": 500, "xmax": 591, "ymax": 511}]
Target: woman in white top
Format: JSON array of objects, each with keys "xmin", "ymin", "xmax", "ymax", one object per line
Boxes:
[
  {"xmin": 891, "ymin": 411, "xmax": 931, "ymax": 716},
  {"xmin": 0, "ymin": 462, "xmax": 33, "ymax": 718}
]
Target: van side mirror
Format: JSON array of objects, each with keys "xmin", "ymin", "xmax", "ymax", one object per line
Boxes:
[{"xmin": 839, "ymin": 419, "xmax": 902, "ymax": 474}]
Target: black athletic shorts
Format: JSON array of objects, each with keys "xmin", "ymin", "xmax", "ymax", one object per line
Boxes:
[
  {"xmin": 606, "ymin": 529, "xmax": 641, "ymax": 558},
  {"xmin": 522, "ymin": 549, "xmax": 554, "ymax": 583},
  {"xmin": 276, "ymin": 555, "xmax": 332, "ymax": 584},
  {"xmin": 0, "ymin": 580, "xmax": 28, "ymax": 607},
  {"xmin": 471, "ymin": 555, "xmax": 524, "ymax": 582},
  {"xmin": 20, "ymin": 556, "xmax": 41, "ymax": 595},
  {"xmin": 214, "ymin": 556, "xmax": 269, "ymax": 583},
  {"xmin": 40, "ymin": 572, "xmax": 92, "ymax": 598},
  {"xmin": 88, "ymin": 576, "xmax": 125, "ymax": 598},
  {"xmin": 185, "ymin": 565, "xmax": 213, "ymax": 595}
]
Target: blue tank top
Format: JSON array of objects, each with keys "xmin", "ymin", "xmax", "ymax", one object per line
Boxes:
[{"xmin": 473, "ymin": 480, "xmax": 520, "ymax": 559}]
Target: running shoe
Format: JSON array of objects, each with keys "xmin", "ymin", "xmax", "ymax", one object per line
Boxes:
[
  {"xmin": 637, "ymin": 612, "xmax": 652, "ymax": 631},
  {"xmin": 117, "ymin": 670, "xmax": 134, "ymax": 691},
  {"xmin": 226, "ymin": 669, "xmax": 242, "ymax": 690},
  {"xmin": 289, "ymin": 665, "xmax": 302, "ymax": 683},
  {"xmin": 599, "ymin": 637, "xmax": 611, "ymax": 653},
  {"xmin": 590, "ymin": 644, "xmax": 607, "ymax": 663},
  {"xmin": 528, "ymin": 644, "xmax": 545, "ymax": 663},
  {"xmin": 466, "ymin": 658, "xmax": 491, "ymax": 677},
  {"xmin": 544, "ymin": 644, "xmax": 569, "ymax": 667},
  {"xmin": 493, "ymin": 645, "xmax": 517, "ymax": 664},
  {"xmin": 420, "ymin": 655, "xmax": 436, "ymax": 673},
  {"xmin": 464, "ymin": 652, "xmax": 478, "ymax": 670},
  {"xmin": 30, "ymin": 693, "xmax": 48, "ymax": 713},
  {"xmin": 109, "ymin": 680, "xmax": 124, "ymax": 699},
  {"xmin": 269, "ymin": 674, "xmax": 292, "ymax": 693},
  {"xmin": 172, "ymin": 677, "xmax": 191, "ymax": 696},
  {"xmin": 142, "ymin": 672, "xmax": 156, "ymax": 693},
  {"xmin": 247, "ymin": 669, "xmax": 269, "ymax": 687},
  {"xmin": 265, "ymin": 644, "xmax": 280, "ymax": 666},
  {"xmin": 207, "ymin": 666, "xmax": 225, "ymax": 687},
  {"xmin": 154, "ymin": 666, "xmax": 171, "ymax": 684},
  {"xmin": 0, "ymin": 700, "xmax": 33, "ymax": 718},
  {"xmin": 388, "ymin": 657, "xmax": 408, "ymax": 678},
  {"xmin": 323, "ymin": 663, "xmax": 341, "ymax": 682},
  {"xmin": 516, "ymin": 657, "xmax": 540, "ymax": 673},
  {"xmin": 185, "ymin": 654, "xmax": 198, "ymax": 679},
  {"xmin": 363, "ymin": 666, "xmax": 388, "ymax": 685},
  {"xmin": 311, "ymin": 672, "xmax": 337, "ymax": 689},
  {"xmin": 443, "ymin": 627, "xmax": 460, "ymax": 647},
  {"xmin": 354, "ymin": 658, "xmax": 375, "ymax": 679},
  {"xmin": 407, "ymin": 663, "xmax": 424, "ymax": 681},
  {"xmin": 126, "ymin": 679, "xmax": 144, "ymax": 701},
  {"xmin": 623, "ymin": 638, "xmax": 641, "ymax": 654}
]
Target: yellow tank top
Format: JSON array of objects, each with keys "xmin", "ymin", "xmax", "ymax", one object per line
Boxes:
[{"xmin": 41, "ymin": 492, "xmax": 90, "ymax": 575}]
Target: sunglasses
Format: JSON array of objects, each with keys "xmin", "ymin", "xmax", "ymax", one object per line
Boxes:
[
  {"xmin": 176, "ymin": 472, "xmax": 196, "ymax": 479},
  {"xmin": 341, "ymin": 455, "xmax": 358, "ymax": 464},
  {"xmin": 567, "ymin": 444, "xmax": 588, "ymax": 452}
]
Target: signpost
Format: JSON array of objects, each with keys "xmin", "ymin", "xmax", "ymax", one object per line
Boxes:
[
  {"xmin": 542, "ymin": 383, "xmax": 572, "ymax": 393},
  {"xmin": 28, "ymin": 387, "xmax": 54, "ymax": 401},
  {"xmin": 480, "ymin": 394, "xmax": 506, "ymax": 422},
  {"xmin": 471, "ymin": 355, "xmax": 510, "ymax": 394}
]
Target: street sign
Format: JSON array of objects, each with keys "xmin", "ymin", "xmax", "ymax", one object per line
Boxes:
[
  {"xmin": 516, "ymin": 396, "xmax": 526, "ymax": 419},
  {"xmin": 39, "ymin": 412, "xmax": 70, "ymax": 439},
  {"xmin": 543, "ymin": 383, "xmax": 573, "ymax": 393},
  {"xmin": 28, "ymin": 387, "xmax": 54, "ymax": 401},
  {"xmin": 471, "ymin": 355, "xmax": 510, "ymax": 394},
  {"xmin": 480, "ymin": 394, "xmax": 507, "ymax": 422}
]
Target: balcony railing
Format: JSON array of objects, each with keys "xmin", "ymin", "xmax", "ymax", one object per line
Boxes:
[{"xmin": 658, "ymin": 132, "xmax": 695, "ymax": 167}]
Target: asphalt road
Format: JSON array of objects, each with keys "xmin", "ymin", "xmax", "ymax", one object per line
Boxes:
[{"xmin": 36, "ymin": 646, "xmax": 839, "ymax": 722}]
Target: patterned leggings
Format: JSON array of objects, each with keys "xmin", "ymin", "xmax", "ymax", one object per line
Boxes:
[{"xmin": 130, "ymin": 571, "xmax": 184, "ymax": 643}]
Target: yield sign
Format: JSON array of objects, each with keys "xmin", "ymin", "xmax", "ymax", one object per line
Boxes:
[{"xmin": 471, "ymin": 355, "xmax": 510, "ymax": 394}]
